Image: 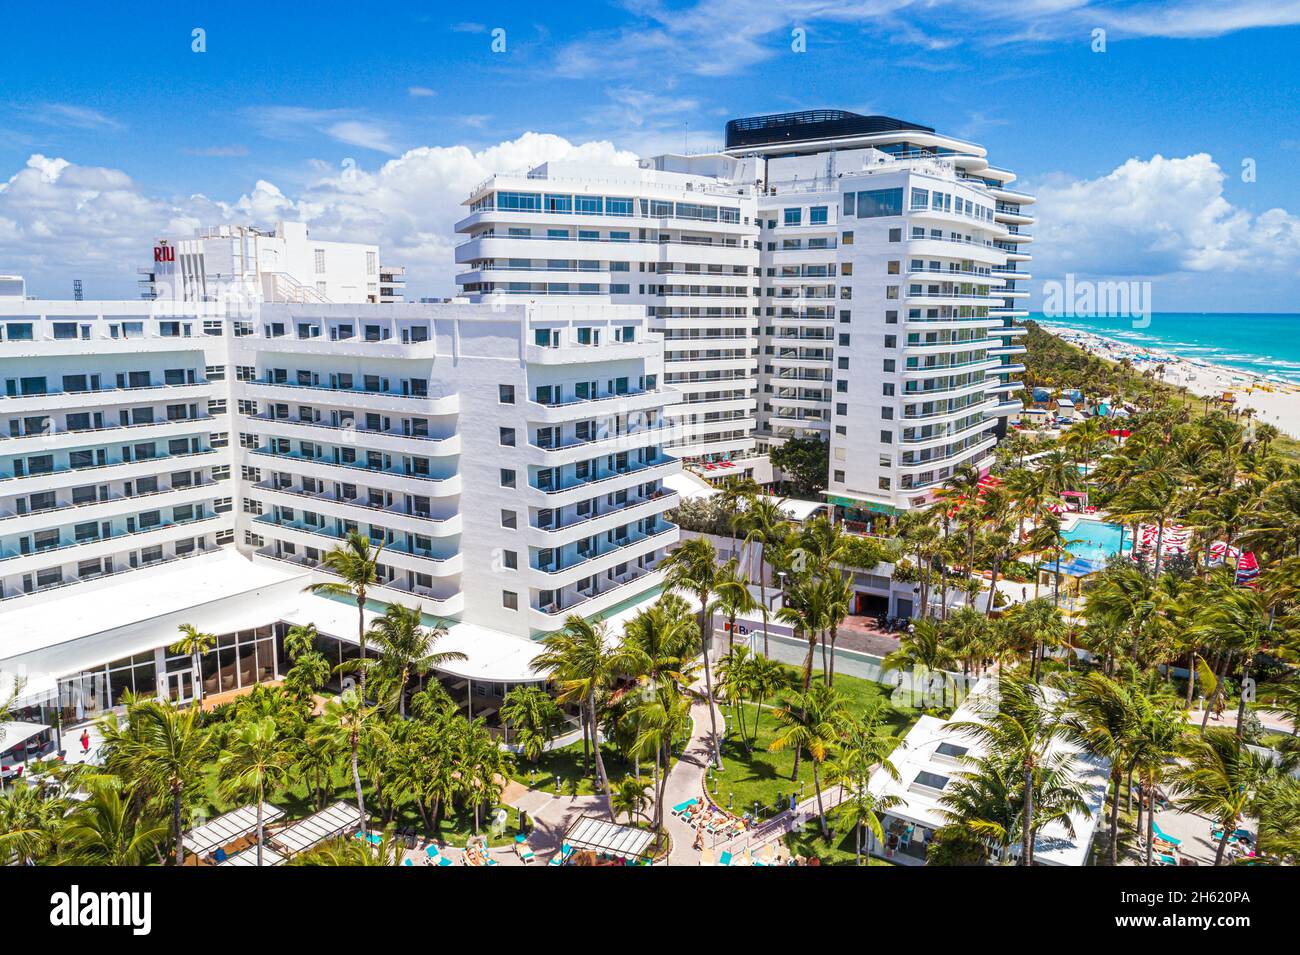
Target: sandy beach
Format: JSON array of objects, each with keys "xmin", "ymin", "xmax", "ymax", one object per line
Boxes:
[{"xmin": 1041, "ymin": 326, "xmax": 1300, "ymax": 438}]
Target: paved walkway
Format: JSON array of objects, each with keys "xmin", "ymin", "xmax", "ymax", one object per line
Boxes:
[{"xmin": 662, "ymin": 694, "xmax": 724, "ymax": 865}]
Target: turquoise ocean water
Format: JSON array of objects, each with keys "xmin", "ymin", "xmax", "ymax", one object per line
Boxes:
[{"xmin": 1031, "ymin": 312, "xmax": 1300, "ymax": 385}]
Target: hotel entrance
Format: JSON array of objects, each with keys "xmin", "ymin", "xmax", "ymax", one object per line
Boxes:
[{"xmin": 165, "ymin": 669, "xmax": 196, "ymax": 705}]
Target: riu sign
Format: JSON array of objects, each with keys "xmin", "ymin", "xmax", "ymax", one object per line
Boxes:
[{"xmin": 153, "ymin": 245, "xmax": 175, "ymax": 263}]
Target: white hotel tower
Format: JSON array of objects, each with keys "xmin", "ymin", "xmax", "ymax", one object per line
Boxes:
[
  {"xmin": 453, "ymin": 111, "xmax": 1030, "ymax": 516},
  {"xmin": 454, "ymin": 160, "xmax": 765, "ymax": 478},
  {"xmin": 0, "ymin": 237, "xmax": 679, "ymax": 731}
]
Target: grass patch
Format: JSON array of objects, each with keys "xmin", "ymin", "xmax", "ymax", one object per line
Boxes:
[
  {"xmin": 711, "ymin": 665, "xmax": 919, "ymax": 821},
  {"xmin": 508, "ymin": 739, "xmax": 669, "ymax": 798},
  {"xmin": 783, "ymin": 808, "xmax": 897, "ymax": 866}
]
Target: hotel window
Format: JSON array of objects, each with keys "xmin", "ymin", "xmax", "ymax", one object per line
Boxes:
[
  {"xmin": 501, "ymin": 509, "xmax": 517, "ymax": 529},
  {"xmin": 498, "ymin": 384, "xmax": 515, "ymax": 404},
  {"xmin": 500, "ymin": 468, "xmax": 516, "ymax": 488},
  {"xmin": 502, "ymin": 590, "xmax": 518, "ymax": 610},
  {"xmin": 366, "ymin": 251, "xmax": 377, "ymax": 275},
  {"xmin": 910, "ymin": 188, "xmax": 929, "ymax": 210},
  {"xmin": 809, "ymin": 206, "xmax": 828, "ymax": 225},
  {"xmin": 783, "ymin": 208, "xmax": 802, "ymax": 227},
  {"xmin": 842, "ymin": 193, "xmax": 856, "ymax": 216},
  {"xmin": 499, "ymin": 427, "xmax": 516, "ymax": 446},
  {"xmin": 502, "ymin": 550, "xmax": 518, "ymax": 570},
  {"xmin": 314, "ymin": 249, "xmax": 326, "ymax": 273}
]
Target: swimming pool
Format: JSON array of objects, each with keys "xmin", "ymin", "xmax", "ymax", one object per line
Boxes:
[{"xmin": 1058, "ymin": 518, "xmax": 1131, "ymax": 574}]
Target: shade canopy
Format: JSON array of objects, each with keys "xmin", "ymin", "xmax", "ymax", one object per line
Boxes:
[
  {"xmin": 270, "ymin": 801, "xmax": 363, "ymax": 856},
  {"xmin": 0, "ymin": 721, "xmax": 52, "ymax": 756},
  {"xmin": 564, "ymin": 816, "xmax": 654, "ymax": 859},
  {"xmin": 219, "ymin": 845, "xmax": 287, "ymax": 867},
  {"xmin": 183, "ymin": 802, "xmax": 286, "ymax": 856}
]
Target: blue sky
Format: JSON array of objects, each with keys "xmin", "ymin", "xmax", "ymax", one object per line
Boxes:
[{"xmin": 2, "ymin": 0, "xmax": 1299, "ymax": 310}]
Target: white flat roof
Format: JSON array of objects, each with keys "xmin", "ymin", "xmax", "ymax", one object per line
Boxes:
[
  {"xmin": 564, "ymin": 816, "xmax": 654, "ymax": 859},
  {"xmin": 663, "ymin": 471, "xmax": 717, "ymax": 500},
  {"xmin": 0, "ymin": 551, "xmax": 306, "ymax": 696},
  {"xmin": 870, "ymin": 677, "xmax": 1110, "ymax": 866},
  {"xmin": 219, "ymin": 845, "xmax": 286, "ymax": 867},
  {"xmin": 762, "ymin": 495, "xmax": 826, "ymax": 523},
  {"xmin": 284, "ymin": 595, "xmax": 548, "ymax": 683}
]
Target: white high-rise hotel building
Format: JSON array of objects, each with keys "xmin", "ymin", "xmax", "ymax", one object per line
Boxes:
[
  {"xmin": 456, "ymin": 109, "xmax": 1030, "ymax": 517},
  {"xmin": 0, "ymin": 224, "xmax": 679, "ymax": 730},
  {"xmin": 0, "ymin": 109, "xmax": 1029, "ymax": 737}
]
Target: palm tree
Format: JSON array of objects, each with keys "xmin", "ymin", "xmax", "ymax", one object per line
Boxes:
[
  {"xmin": 499, "ymin": 685, "xmax": 563, "ymax": 761},
  {"xmin": 1171, "ymin": 729, "xmax": 1268, "ymax": 865},
  {"xmin": 739, "ymin": 496, "xmax": 791, "ymax": 657},
  {"xmin": 59, "ymin": 782, "xmax": 169, "ymax": 866},
  {"xmin": 306, "ymin": 530, "xmax": 385, "ymax": 698},
  {"xmin": 611, "ymin": 776, "xmax": 652, "ymax": 825},
  {"xmin": 217, "ymin": 717, "xmax": 294, "ymax": 867},
  {"xmin": 319, "ymin": 688, "xmax": 374, "ymax": 837},
  {"xmin": 1065, "ymin": 672, "xmax": 1141, "ymax": 866},
  {"xmin": 0, "ymin": 781, "xmax": 65, "ymax": 864},
  {"xmin": 1188, "ymin": 583, "xmax": 1271, "ymax": 739},
  {"xmin": 825, "ymin": 702, "xmax": 904, "ymax": 864},
  {"xmin": 532, "ymin": 615, "xmax": 616, "ymax": 818},
  {"xmin": 366, "ymin": 604, "xmax": 466, "ymax": 717},
  {"xmin": 290, "ymin": 827, "xmax": 405, "ymax": 866},
  {"xmin": 459, "ymin": 718, "xmax": 513, "ymax": 833},
  {"xmin": 104, "ymin": 699, "xmax": 211, "ymax": 864},
  {"xmin": 663, "ymin": 535, "xmax": 725, "ymax": 770},
  {"xmin": 630, "ymin": 681, "xmax": 692, "ymax": 833},
  {"xmin": 768, "ymin": 684, "xmax": 848, "ymax": 835},
  {"xmin": 712, "ymin": 559, "xmax": 758, "ymax": 654},
  {"xmin": 169, "ymin": 623, "xmax": 215, "ymax": 708},
  {"xmin": 1001, "ymin": 598, "xmax": 1067, "ymax": 683},
  {"xmin": 1129, "ymin": 696, "xmax": 1185, "ymax": 865},
  {"xmin": 882, "ymin": 618, "xmax": 958, "ymax": 708},
  {"xmin": 951, "ymin": 676, "xmax": 1071, "ymax": 865}
]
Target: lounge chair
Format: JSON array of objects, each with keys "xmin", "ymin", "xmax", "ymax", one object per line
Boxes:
[
  {"xmin": 1150, "ymin": 820, "xmax": 1181, "ymax": 846},
  {"xmin": 424, "ymin": 844, "xmax": 453, "ymax": 866},
  {"xmin": 718, "ymin": 850, "xmax": 732, "ymax": 866},
  {"xmin": 548, "ymin": 843, "xmax": 573, "ymax": 866},
  {"xmin": 402, "ymin": 858, "xmax": 415, "ymax": 867},
  {"xmin": 516, "ymin": 841, "xmax": 536, "ymax": 864},
  {"xmin": 671, "ymin": 798, "xmax": 699, "ymax": 816}
]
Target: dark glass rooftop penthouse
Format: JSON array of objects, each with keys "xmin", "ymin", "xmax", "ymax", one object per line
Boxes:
[{"xmin": 724, "ymin": 109, "xmax": 934, "ymax": 151}]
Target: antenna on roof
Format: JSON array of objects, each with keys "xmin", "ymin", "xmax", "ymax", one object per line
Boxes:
[
  {"xmin": 684, "ymin": 122, "xmax": 689, "ymax": 154},
  {"xmin": 73, "ymin": 279, "xmax": 82, "ymax": 302}
]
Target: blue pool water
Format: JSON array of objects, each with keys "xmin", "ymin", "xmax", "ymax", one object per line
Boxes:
[{"xmin": 1059, "ymin": 518, "xmax": 1130, "ymax": 575}]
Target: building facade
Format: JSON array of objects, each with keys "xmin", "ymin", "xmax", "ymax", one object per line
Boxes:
[
  {"xmin": 455, "ymin": 110, "xmax": 1032, "ymax": 515},
  {"xmin": 139, "ymin": 220, "xmax": 400, "ymax": 306}
]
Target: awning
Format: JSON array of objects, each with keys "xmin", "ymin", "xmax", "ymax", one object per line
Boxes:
[
  {"xmin": 762, "ymin": 495, "xmax": 825, "ymax": 522},
  {"xmin": 286, "ymin": 596, "xmax": 548, "ymax": 683},
  {"xmin": 563, "ymin": 816, "xmax": 654, "ymax": 859},
  {"xmin": 183, "ymin": 802, "xmax": 286, "ymax": 856},
  {"xmin": 270, "ymin": 801, "xmax": 363, "ymax": 857},
  {"xmin": 218, "ymin": 845, "xmax": 286, "ymax": 867},
  {"xmin": 0, "ymin": 721, "xmax": 52, "ymax": 755}
]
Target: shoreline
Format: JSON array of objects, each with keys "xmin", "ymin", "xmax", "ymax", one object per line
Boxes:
[{"xmin": 1037, "ymin": 325, "xmax": 1300, "ymax": 439}]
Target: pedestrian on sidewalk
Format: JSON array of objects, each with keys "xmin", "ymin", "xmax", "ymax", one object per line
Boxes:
[{"xmin": 79, "ymin": 729, "xmax": 90, "ymax": 755}]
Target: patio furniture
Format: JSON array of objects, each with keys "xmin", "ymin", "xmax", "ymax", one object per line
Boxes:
[
  {"xmin": 1150, "ymin": 819, "xmax": 1181, "ymax": 846},
  {"xmin": 516, "ymin": 841, "xmax": 536, "ymax": 864},
  {"xmin": 671, "ymin": 798, "xmax": 699, "ymax": 816},
  {"xmin": 718, "ymin": 850, "xmax": 732, "ymax": 866},
  {"xmin": 424, "ymin": 843, "xmax": 453, "ymax": 866},
  {"xmin": 548, "ymin": 843, "xmax": 574, "ymax": 866}
]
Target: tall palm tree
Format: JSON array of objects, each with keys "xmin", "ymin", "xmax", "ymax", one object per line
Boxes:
[
  {"xmin": 59, "ymin": 782, "xmax": 169, "ymax": 866},
  {"xmin": 663, "ymin": 535, "xmax": 725, "ymax": 770},
  {"xmin": 169, "ymin": 623, "xmax": 215, "ymax": 708},
  {"xmin": 630, "ymin": 680, "xmax": 692, "ymax": 834},
  {"xmin": 366, "ymin": 604, "xmax": 466, "ymax": 717},
  {"xmin": 319, "ymin": 688, "xmax": 375, "ymax": 837},
  {"xmin": 1171, "ymin": 729, "xmax": 1269, "ymax": 865},
  {"xmin": 768, "ymin": 684, "xmax": 848, "ymax": 835},
  {"xmin": 712, "ymin": 559, "xmax": 757, "ymax": 653},
  {"xmin": 825, "ymin": 702, "xmax": 903, "ymax": 865},
  {"xmin": 1189, "ymin": 583, "xmax": 1271, "ymax": 739},
  {"xmin": 739, "ymin": 495, "xmax": 791, "ymax": 657},
  {"xmin": 1065, "ymin": 672, "xmax": 1141, "ymax": 866},
  {"xmin": 1129, "ymin": 695, "xmax": 1185, "ymax": 866},
  {"xmin": 217, "ymin": 717, "xmax": 294, "ymax": 867},
  {"xmin": 882, "ymin": 618, "xmax": 958, "ymax": 708},
  {"xmin": 951, "ymin": 676, "xmax": 1071, "ymax": 865},
  {"xmin": 104, "ymin": 700, "xmax": 211, "ymax": 864},
  {"xmin": 306, "ymin": 530, "xmax": 385, "ymax": 698},
  {"xmin": 532, "ymin": 615, "xmax": 616, "ymax": 818}
]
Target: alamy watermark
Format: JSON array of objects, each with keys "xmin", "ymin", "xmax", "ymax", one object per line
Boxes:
[{"xmin": 1041, "ymin": 273, "xmax": 1152, "ymax": 329}]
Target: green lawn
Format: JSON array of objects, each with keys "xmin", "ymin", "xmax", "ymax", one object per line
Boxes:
[
  {"xmin": 711, "ymin": 665, "xmax": 919, "ymax": 821},
  {"xmin": 508, "ymin": 738, "xmax": 670, "ymax": 798},
  {"xmin": 784, "ymin": 809, "xmax": 897, "ymax": 866}
]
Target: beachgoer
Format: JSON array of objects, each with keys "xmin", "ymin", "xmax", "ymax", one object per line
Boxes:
[{"xmin": 80, "ymin": 729, "xmax": 90, "ymax": 754}]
